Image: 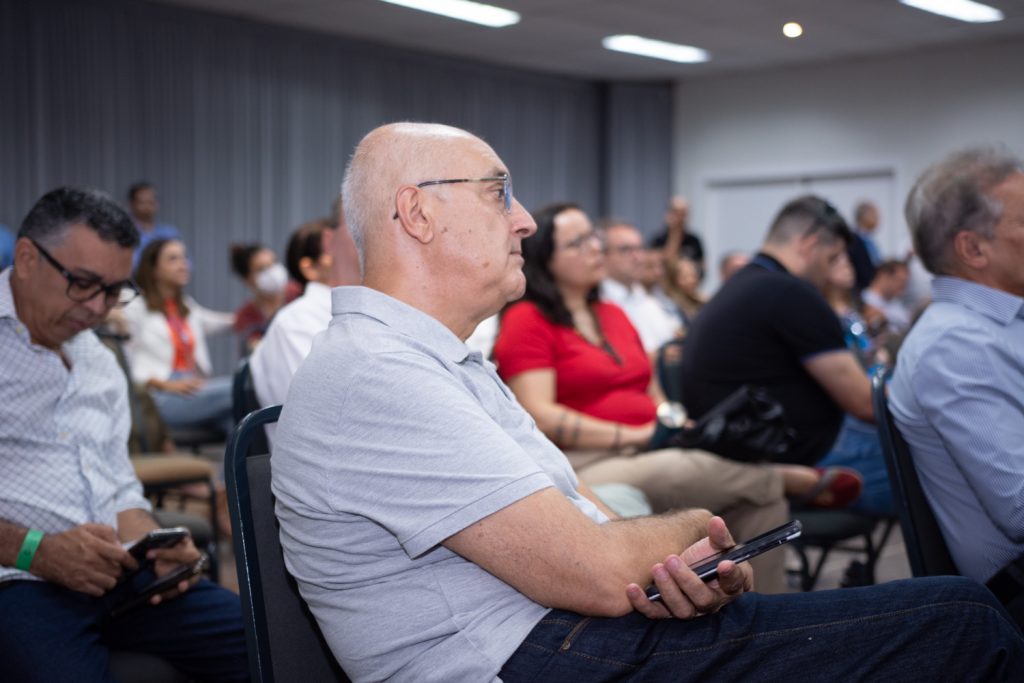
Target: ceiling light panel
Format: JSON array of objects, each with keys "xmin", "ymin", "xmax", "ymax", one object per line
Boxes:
[
  {"xmin": 378, "ymin": 0, "xmax": 520, "ymax": 28},
  {"xmin": 899, "ymin": 0, "xmax": 1004, "ymax": 23},
  {"xmin": 602, "ymin": 35, "xmax": 709, "ymax": 64}
]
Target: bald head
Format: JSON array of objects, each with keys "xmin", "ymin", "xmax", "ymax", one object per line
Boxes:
[
  {"xmin": 339, "ymin": 122, "xmax": 535, "ymax": 338},
  {"xmin": 342, "ymin": 123, "xmax": 492, "ymax": 273}
]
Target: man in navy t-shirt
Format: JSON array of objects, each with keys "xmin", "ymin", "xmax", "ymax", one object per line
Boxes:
[{"xmin": 681, "ymin": 196, "xmax": 874, "ymax": 466}]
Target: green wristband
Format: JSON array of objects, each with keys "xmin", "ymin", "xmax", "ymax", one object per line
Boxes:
[{"xmin": 15, "ymin": 529, "xmax": 44, "ymax": 572}]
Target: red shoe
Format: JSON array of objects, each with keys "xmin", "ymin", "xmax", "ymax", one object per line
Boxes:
[{"xmin": 797, "ymin": 466, "xmax": 863, "ymax": 509}]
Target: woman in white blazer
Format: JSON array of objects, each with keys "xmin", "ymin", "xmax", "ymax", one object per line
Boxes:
[{"xmin": 123, "ymin": 238, "xmax": 235, "ymax": 440}]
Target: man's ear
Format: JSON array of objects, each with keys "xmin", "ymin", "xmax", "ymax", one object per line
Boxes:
[
  {"xmin": 394, "ymin": 186, "xmax": 435, "ymax": 246},
  {"xmin": 952, "ymin": 230, "xmax": 988, "ymax": 271},
  {"xmin": 298, "ymin": 255, "xmax": 319, "ymax": 283},
  {"xmin": 795, "ymin": 231, "xmax": 820, "ymax": 258},
  {"xmin": 12, "ymin": 237, "xmax": 37, "ymax": 279}
]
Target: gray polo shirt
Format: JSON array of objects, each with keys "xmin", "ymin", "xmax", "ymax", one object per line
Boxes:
[{"xmin": 273, "ymin": 286, "xmax": 607, "ymax": 682}]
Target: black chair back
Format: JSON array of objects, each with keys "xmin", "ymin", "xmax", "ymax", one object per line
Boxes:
[
  {"xmin": 655, "ymin": 337, "xmax": 686, "ymax": 403},
  {"xmin": 225, "ymin": 405, "xmax": 350, "ymax": 683},
  {"xmin": 232, "ymin": 356, "xmax": 269, "ymax": 454},
  {"xmin": 872, "ymin": 372, "xmax": 958, "ymax": 577}
]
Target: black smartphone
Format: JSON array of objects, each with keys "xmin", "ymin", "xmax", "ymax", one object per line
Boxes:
[
  {"xmin": 108, "ymin": 553, "xmax": 209, "ymax": 619},
  {"xmin": 125, "ymin": 527, "xmax": 190, "ymax": 563},
  {"xmin": 646, "ymin": 520, "xmax": 802, "ymax": 600}
]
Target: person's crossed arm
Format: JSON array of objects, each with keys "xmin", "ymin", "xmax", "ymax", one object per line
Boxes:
[{"xmin": 443, "ymin": 488, "xmax": 751, "ymax": 620}]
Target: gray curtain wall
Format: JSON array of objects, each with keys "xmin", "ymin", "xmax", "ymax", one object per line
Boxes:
[
  {"xmin": 0, "ymin": 0, "xmax": 670, "ymax": 372},
  {"xmin": 604, "ymin": 83, "xmax": 674, "ymax": 238}
]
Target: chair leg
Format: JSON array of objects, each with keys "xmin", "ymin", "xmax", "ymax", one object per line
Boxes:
[{"xmin": 861, "ymin": 518, "xmax": 898, "ymax": 585}]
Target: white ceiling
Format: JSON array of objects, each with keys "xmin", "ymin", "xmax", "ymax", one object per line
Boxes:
[{"xmin": 152, "ymin": 0, "xmax": 1024, "ymax": 80}]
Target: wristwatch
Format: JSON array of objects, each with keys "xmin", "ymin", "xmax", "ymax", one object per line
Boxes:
[{"xmin": 656, "ymin": 401, "xmax": 687, "ymax": 429}]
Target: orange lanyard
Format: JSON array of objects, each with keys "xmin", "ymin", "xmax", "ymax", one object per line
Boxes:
[{"xmin": 164, "ymin": 299, "xmax": 196, "ymax": 373}]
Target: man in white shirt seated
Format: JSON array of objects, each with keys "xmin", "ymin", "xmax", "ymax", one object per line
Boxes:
[
  {"xmin": 599, "ymin": 219, "xmax": 681, "ymax": 353},
  {"xmin": 250, "ymin": 211, "xmax": 361, "ymax": 413},
  {"xmin": 0, "ymin": 187, "xmax": 247, "ymax": 681},
  {"xmin": 861, "ymin": 259, "xmax": 912, "ymax": 334}
]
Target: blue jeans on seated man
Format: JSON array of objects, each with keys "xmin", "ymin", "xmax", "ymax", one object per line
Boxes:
[
  {"xmin": 0, "ymin": 577, "xmax": 249, "ymax": 682},
  {"xmin": 500, "ymin": 576, "xmax": 1023, "ymax": 681},
  {"xmin": 818, "ymin": 415, "xmax": 895, "ymax": 517},
  {"xmin": 152, "ymin": 373, "xmax": 234, "ymax": 441}
]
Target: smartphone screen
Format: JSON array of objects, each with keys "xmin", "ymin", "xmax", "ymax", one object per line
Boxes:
[
  {"xmin": 125, "ymin": 527, "xmax": 190, "ymax": 562},
  {"xmin": 645, "ymin": 520, "xmax": 802, "ymax": 601}
]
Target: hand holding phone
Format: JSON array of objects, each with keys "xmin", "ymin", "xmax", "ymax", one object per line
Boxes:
[
  {"xmin": 645, "ymin": 520, "xmax": 802, "ymax": 602},
  {"xmin": 125, "ymin": 527, "xmax": 190, "ymax": 563},
  {"xmin": 107, "ymin": 553, "xmax": 209, "ymax": 619}
]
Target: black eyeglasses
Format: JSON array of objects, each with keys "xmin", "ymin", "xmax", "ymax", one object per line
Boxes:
[
  {"xmin": 392, "ymin": 173, "xmax": 513, "ymax": 219},
  {"xmin": 31, "ymin": 238, "xmax": 140, "ymax": 308}
]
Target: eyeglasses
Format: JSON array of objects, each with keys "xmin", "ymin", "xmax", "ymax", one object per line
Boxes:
[
  {"xmin": 31, "ymin": 238, "xmax": 140, "ymax": 308},
  {"xmin": 559, "ymin": 230, "xmax": 603, "ymax": 252},
  {"xmin": 392, "ymin": 173, "xmax": 513, "ymax": 219}
]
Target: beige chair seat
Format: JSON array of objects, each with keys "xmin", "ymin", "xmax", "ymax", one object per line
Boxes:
[{"xmin": 132, "ymin": 453, "xmax": 217, "ymax": 485}]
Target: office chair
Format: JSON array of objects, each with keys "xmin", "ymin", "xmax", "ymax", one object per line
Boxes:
[
  {"xmin": 871, "ymin": 372, "xmax": 958, "ymax": 577},
  {"xmin": 225, "ymin": 405, "xmax": 350, "ymax": 683},
  {"xmin": 790, "ymin": 508, "xmax": 895, "ymax": 591}
]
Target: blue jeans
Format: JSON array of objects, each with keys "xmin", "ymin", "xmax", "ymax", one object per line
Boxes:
[
  {"xmin": 152, "ymin": 374, "xmax": 234, "ymax": 440},
  {"xmin": 0, "ymin": 578, "xmax": 248, "ymax": 682},
  {"xmin": 500, "ymin": 577, "xmax": 1023, "ymax": 681},
  {"xmin": 818, "ymin": 415, "xmax": 894, "ymax": 517}
]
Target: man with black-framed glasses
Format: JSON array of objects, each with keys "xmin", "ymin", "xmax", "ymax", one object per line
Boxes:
[{"xmin": 0, "ymin": 187, "xmax": 248, "ymax": 681}]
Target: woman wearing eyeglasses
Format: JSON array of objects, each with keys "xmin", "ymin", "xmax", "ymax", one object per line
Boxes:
[
  {"xmin": 122, "ymin": 239, "xmax": 236, "ymax": 441},
  {"xmin": 493, "ymin": 203, "xmax": 859, "ymax": 594}
]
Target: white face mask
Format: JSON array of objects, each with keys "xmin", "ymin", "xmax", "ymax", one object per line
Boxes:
[{"xmin": 254, "ymin": 262, "xmax": 288, "ymax": 295}]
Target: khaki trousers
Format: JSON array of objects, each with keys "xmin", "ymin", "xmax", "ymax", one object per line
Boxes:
[{"xmin": 570, "ymin": 447, "xmax": 790, "ymax": 594}]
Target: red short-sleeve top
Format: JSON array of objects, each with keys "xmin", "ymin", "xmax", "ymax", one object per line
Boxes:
[{"xmin": 493, "ymin": 300, "xmax": 655, "ymax": 426}]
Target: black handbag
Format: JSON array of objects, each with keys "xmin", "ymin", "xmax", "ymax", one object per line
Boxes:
[{"xmin": 671, "ymin": 385, "xmax": 796, "ymax": 462}]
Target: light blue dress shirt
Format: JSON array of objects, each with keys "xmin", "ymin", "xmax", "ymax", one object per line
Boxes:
[{"xmin": 891, "ymin": 276, "xmax": 1024, "ymax": 583}]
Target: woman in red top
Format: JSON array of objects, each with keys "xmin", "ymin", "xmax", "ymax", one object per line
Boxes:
[{"xmin": 493, "ymin": 204, "xmax": 857, "ymax": 593}]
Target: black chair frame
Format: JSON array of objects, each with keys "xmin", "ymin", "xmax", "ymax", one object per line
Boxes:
[
  {"xmin": 226, "ymin": 405, "xmax": 349, "ymax": 683},
  {"xmin": 871, "ymin": 371, "xmax": 958, "ymax": 577}
]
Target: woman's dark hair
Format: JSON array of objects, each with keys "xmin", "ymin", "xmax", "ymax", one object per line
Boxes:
[
  {"xmin": 285, "ymin": 218, "xmax": 332, "ymax": 287},
  {"xmin": 135, "ymin": 239, "xmax": 189, "ymax": 316},
  {"xmin": 519, "ymin": 202, "xmax": 600, "ymax": 327},
  {"xmin": 230, "ymin": 243, "xmax": 265, "ymax": 279}
]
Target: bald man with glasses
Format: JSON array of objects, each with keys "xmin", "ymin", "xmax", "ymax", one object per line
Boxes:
[{"xmin": 273, "ymin": 122, "xmax": 1023, "ymax": 683}]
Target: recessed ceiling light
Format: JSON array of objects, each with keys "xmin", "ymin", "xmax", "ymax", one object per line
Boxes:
[
  {"xmin": 782, "ymin": 22, "xmax": 804, "ymax": 38},
  {"xmin": 899, "ymin": 0, "xmax": 1004, "ymax": 23},
  {"xmin": 602, "ymin": 35, "xmax": 709, "ymax": 64},
  {"xmin": 378, "ymin": 0, "xmax": 520, "ymax": 28}
]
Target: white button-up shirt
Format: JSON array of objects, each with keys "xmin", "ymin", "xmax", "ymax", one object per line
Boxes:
[{"xmin": 0, "ymin": 268, "xmax": 150, "ymax": 583}]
